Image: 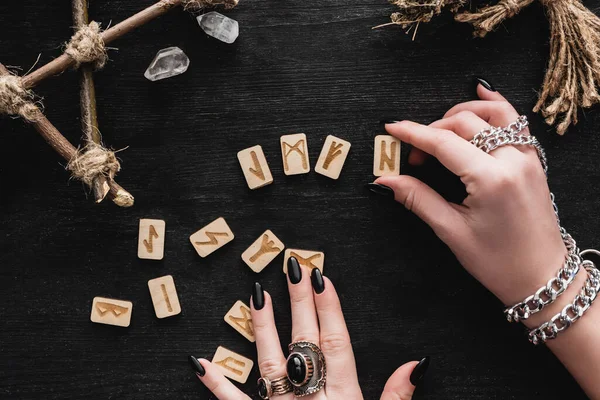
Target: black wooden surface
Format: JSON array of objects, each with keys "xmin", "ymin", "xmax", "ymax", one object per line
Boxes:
[{"xmin": 1, "ymin": 1, "xmax": 599, "ymax": 399}]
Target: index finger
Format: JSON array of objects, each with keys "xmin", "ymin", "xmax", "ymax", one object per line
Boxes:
[{"xmin": 385, "ymin": 120, "xmax": 493, "ymax": 176}]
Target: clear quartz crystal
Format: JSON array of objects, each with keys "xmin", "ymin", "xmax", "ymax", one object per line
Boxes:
[
  {"xmin": 144, "ymin": 47, "xmax": 190, "ymax": 82},
  {"xmin": 197, "ymin": 12, "xmax": 239, "ymax": 44}
]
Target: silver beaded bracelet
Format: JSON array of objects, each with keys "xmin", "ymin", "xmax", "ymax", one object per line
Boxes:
[{"xmin": 470, "ymin": 116, "xmax": 599, "ymax": 344}]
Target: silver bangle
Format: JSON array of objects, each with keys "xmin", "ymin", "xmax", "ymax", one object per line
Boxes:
[{"xmin": 528, "ymin": 262, "xmax": 600, "ymax": 345}]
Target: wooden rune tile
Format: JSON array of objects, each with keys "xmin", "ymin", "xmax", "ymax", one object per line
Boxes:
[
  {"xmin": 283, "ymin": 248, "xmax": 324, "ymax": 274},
  {"xmin": 237, "ymin": 145, "xmax": 273, "ymax": 189},
  {"xmin": 90, "ymin": 297, "xmax": 133, "ymax": 328},
  {"xmin": 190, "ymin": 217, "xmax": 235, "ymax": 258},
  {"xmin": 224, "ymin": 300, "xmax": 255, "ymax": 342},
  {"xmin": 212, "ymin": 346, "xmax": 254, "ymax": 383},
  {"xmin": 148, "ymin": 275, "xmax": 181, "ymax": 319},
  {"xmin": 315, "ymin": 135, "xmax": 351, "ymax": 179},
  {"xmin": 241, "ymin": 229, "xmax": 284, "ymax": 273},
  {"xmin": 373, "ymin": 135, "xmax": 401, "ymax": 177},
  {"xmin": 138, "ymin": 219, "xmax": 166, "ymax": 260},
  {"xmin": 281, "ymin": 133, "xmax": 310, "ymax": 175}
]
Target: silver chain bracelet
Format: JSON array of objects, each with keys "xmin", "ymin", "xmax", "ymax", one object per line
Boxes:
[
  {"xmin": 529, "ymin": 262, "xmax": 600, "ymax": 345},
  {"xmin": 470, "ymin": 115, "xmax": 599, "ymax": 344},
  {"xmin": 504, "ymin": 235, "xmax": 581, "ymax": 323}
]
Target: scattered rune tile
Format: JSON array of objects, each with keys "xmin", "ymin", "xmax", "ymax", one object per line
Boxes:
[
  {"xmin": 281, "ymin": 133, "xmax": 310, "ymax": 175},
  {"xmin": 90, "ymin": 297, "xmax": 133, "ymax": 328},
  {"xmin": 138, "ymin": 219, "xmax": 166, "ymax": 260},
  {"xmin": 148, "ymin": 275, "xmax": 181, "ymax": 319},
  {"xmin": 283, "ymin": 249, "xmax": 324, "ymax": 274},
  {"xmin": 197, "ymin": 12, "xmax": 239, "ymax": 44},
  {"xmin": 224, "ymin": 300, "xmax": 255, "ymax": 342},
  {"xmin": 315, "ymin": 135, "xmax": 351, "ymax": 180},
  {"xmin": 242, "ymin": 229, "xmax": 284, "ymax": 273},
  {"xmin": 212, "ymin": 346, "xmax": 254, "ymax": 383},
  {"xmin": 144, "ymin": 46, "xmax": 190, "ymax": 81},
  {"xmin": 189, "ymin": 217, "xmax": 235, "ymax": 258},
  {"xmin": 237, "ymin": 145, "xmax": 273, "ymax": 190},
  {"xmin": 373, "ymin": 135, "xmax": 401, "ymax": 177}
]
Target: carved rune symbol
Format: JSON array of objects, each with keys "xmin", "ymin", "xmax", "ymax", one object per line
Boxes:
[
  {"xmin": 229, "ymin": 305, "xmax": 254, "ymax": 336},
  {"xmin": 195, "ymin": 231, "xmax": 229, "ymax": 246},
  {"xmin": 161, "ymin": 284, "xmax": 173, "ymax": 313},
  {"xmin": 143, "ymin": 225, "xmax": 159, "ymax": 253},
  {"xmin": 249, "ymin": 234, "xmax": 282, "ymax": 262},
  {"xmin": 215, "ymin": 357, "xmax": 245, "ymax": 376},
  {"xmin": 379, "ymin": 140, "xmax": 397, "ymax": 172},
  {"xmin": 248, "ymin": 151, "xmax": 265, "ymax": 180},
  {"xmin": 282, "ymin": 139, "xmax": 308, "ymax": 172},
  {"xmin": 290, "ymin": 251, "xmax": 322, "ymax": 270},
  {"xmin": 96, "ymin": 302, "xmax": 129, "ymax": 317},
  {"xmin": 322, "ymin": 141, "xmax": 344, "ymax": 169}
]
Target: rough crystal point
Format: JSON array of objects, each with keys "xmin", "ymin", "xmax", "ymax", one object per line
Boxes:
[
  {"xmin": 144, "ymin": 46, "xmax": 190, "ymax": 82},
  {"xmin": 197, "ymin": 12, "xmax": 239, "ymax": 44}
]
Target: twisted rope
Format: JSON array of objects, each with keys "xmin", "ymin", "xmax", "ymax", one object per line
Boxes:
[
  {"xmin": 65, "ymin": 21, "xmax": 107, "ymax": 69},
  {"xmin": 182, "ymin": 0, "xmax": 239, "ymax": 11},
  {"xmin": 454, "ymin": 0, "xmax": 534, "ymax": 37},
  {"xmin": 67, "ymin": 143, "xmax": 121, "ymax": 186},
  {"xmin": 0, "ymin": 75, "xmax": 39, "ymax": 121}
]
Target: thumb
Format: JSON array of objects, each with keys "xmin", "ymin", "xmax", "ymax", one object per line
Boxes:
[
  {"xmin": 374, "ymin": 175, "xmax": 464, "ymax": 239},
  {"xmin": 380, "ymin": 357, "xmax": 429, "ymax": 400}
]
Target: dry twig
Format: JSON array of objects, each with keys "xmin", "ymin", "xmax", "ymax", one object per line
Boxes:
[
  {"xmin": 0, "ymin": 63, "xmax": 133, "ymax": 207},
  {"xmin": 72, "ymin": 0, "xmax": 110, "ymax": 202}
]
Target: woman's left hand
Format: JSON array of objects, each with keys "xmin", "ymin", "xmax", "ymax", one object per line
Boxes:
[{"xmin": 191, "ymin": 258, "xmax": 425, "ymax": 399}]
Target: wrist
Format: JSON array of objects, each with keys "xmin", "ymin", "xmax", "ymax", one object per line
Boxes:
[{"xmin": 493, "ymin": 242, "xmax": 569, "ymax": 307}]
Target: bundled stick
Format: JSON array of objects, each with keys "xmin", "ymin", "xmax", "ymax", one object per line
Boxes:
[
  {"xmin": 454, "ymin": 0, "xmax": 535, "ymax": 38},
  {"xmin": 382, "ymin": 0, "xmax": 600, "ymax": 135},
  {"xmin": 374, "ymin": 0, "xmax": 466, "ymax": 34},
  {"xmin": 0, "ymin": 0, "xmax": 239, "ymax": 205},
  {"xmin": 456, "ymin": 0, "xmax": 600, "ymax": 135}
]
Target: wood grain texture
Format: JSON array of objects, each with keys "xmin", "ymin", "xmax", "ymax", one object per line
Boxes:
[{"xmin": 0, "ymin": 0, "xmax": 598, "ymax": 399}]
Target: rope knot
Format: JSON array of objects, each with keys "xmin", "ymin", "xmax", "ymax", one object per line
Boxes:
[
  {"xmin": 182, "ymin": 0, "xmax": 239, "ymax": 11},
  {"xmin": 501, "ymin": 0, "xmax": 523, "ymax": 17},
  {"xmin": 0, "ymin": 75, "xmax": 39, "ymax": 121},
  {"xmin": 67, "ymin": 143, "xmax": 121, "ymax": 186},
  {"xmin": 65, "ymin": 21, "xmax": 107, "ymax": 69}
]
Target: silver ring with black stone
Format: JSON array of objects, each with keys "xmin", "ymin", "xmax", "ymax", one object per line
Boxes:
[
  {"xmin": 286, "ymin": 341, "xmax": 326, "ymax": 397},
  {"xmin": 257, "ymin": 376, "xmax": 293, "ymax": 399}
]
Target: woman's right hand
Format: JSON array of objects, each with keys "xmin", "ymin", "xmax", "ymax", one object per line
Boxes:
[
  {"xmin": 374, "ymin": 84, "xmax": 577, "ymax": 314},
  {"xmin": 372, "ymin": 81, "xmax": 600, "ymax": 399}
]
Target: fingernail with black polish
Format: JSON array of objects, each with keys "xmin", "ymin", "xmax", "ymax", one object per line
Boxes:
[
  {"xmin": 189, "ymin": 355, "xmax": 206, "ymax": 377},
  {"xmin": 365, "ymin": 183, "xmax": 395, "ymax": 198},
  {"xmin": 252, "ymin": 282, "xmax": 265, "ymax": 310},
  {"xmin": 409, "ymin": 356, "xmax": 430, "ymax": 386},
  {"xmin": 475, "ymin": 76, "xmax": 496, "ymax": 92},
  {"xmin": 311, "ymin": 268, "xmax": 325, "ymax": 294},
  {"xmin": 288, "ymin": 256, "xmax": 302, "ymax": 284},
  {"xmin": 380, "ymin": 118, "xmax": 401, "ymax": 124}
]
